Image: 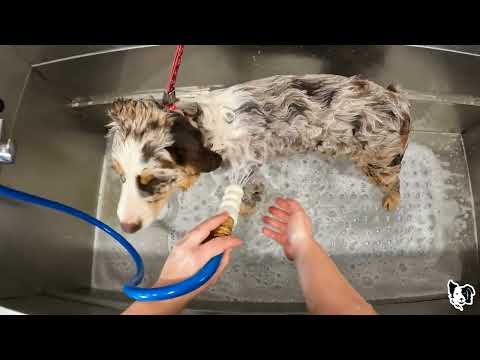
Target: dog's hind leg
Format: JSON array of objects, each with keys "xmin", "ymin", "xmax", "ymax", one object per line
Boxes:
[
  {"xmin": 380, "ymin": 169, "xmax": 401, "ymax": 211},
  {"xmin": 356, "ymin": 153, "xmax": 403, "ymax": 211}
]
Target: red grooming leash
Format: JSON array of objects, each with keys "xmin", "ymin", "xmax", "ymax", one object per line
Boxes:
[{"xmin": 165, "ymin": 45, "xmax": 185, "ymax": 111}]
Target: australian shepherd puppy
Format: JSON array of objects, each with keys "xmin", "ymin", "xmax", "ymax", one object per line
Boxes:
[{"xmin": 107, "ymin": 74, "xmax": 411, "ymax": 233}]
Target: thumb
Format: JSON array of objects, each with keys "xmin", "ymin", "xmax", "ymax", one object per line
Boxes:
[
  {"xmin": 199, "ymin": 248, "xmax": 233, "ymax": 291},
  {"xmin": 198, "ymin": 236, "xmax": 243, "ymax": 265},
  {"xmin": 286, "ymin": 198, "xmax": 305, "ymax": 213}
]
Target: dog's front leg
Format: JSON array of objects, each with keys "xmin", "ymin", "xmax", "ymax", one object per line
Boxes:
[{"xmin": 239, "ymin": 171, "xmax": 266, "ymax": 217}]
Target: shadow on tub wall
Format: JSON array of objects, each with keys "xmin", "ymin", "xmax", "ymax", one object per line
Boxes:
[{"xmin": 30, "ymin": 45, "xmax": 480, "ymax": 101}]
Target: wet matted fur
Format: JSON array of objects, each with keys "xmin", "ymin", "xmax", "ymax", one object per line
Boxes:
[{"xmin": 107, "ymin": 74, "xmax": 411, "ymax": 233}]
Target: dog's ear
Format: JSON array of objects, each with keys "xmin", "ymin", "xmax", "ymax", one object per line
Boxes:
[
  {"xmin": 463, "ymin": 285, "xmax": 476, "ymax": 303},
  {"xmin": 448, "ymin": 280, "xmax": 458, "ymax": 295},
  {"xmin": 176, "ymin": 101, "xmax": 201, "ymax": 119},
  {"xmin": 165, "ymin": 114, "xmax": 222, "ymax": 173},
  {"xmin": 108, "ymin": 98, "xmax": 170, "ymax": 135}
]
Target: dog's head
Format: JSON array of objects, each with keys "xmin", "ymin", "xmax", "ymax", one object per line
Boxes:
[
  {"xmin": 448, "ymin": 280, "xmax": 476, "ymax": 308},
  {"xmin": 107, "ymin": 99, "xmax": 222, "ymax": 233}
]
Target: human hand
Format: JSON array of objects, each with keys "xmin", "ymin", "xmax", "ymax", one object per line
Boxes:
[
  {"xmin": 156, "ymin": 212, "xmax": 243, "ymax": 304},
  {"xmin": 262, "ymin": 197, "xmax": 315, "ymax": 261}
]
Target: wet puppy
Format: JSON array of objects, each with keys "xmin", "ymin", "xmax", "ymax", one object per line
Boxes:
[{"xmin": 107, "ymin": 74, "xmax": 411, "ymax": 233}]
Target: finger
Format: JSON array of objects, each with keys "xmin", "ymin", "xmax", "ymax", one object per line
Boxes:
[
  {"xmin": 262, "ymin": 215, "xmax": 287, "ymax": 232},
  {"xmin": 274, "ymin": 197, "xmax": 292, "ymax": 213},
  {"xmin": 268, "ymin": 206, "xmax": 290, "ymax": 222},
  {"xmin": 198, "ymin": 236, "xmax": 243, "ymax": 265},
  {"xmin": 186, "ymin": 212, "xmax": 231, "ymax": 245},
  {"xmin": 262, "ymin": 226, "xmax": 288, "ymax": 246}
]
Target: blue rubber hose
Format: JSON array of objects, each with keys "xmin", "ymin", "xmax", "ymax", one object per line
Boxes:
[{"xmin": 0, "ymin": 184, "xmax": 222, "ymax": 301}]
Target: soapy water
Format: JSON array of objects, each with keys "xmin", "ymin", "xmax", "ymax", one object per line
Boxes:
[{"xmin": 92, "ymin": 133, "xmax": 476, "ymax": 302}]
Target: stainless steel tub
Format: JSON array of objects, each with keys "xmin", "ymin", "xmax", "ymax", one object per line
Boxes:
[{"xmin": 0, "ymin": 45, "xmax": 479, "ymax": 314}]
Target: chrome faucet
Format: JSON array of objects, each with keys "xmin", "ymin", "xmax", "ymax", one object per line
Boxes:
[{"xmin": 0, "ymin": 117, "xmax": 15, "ymax": 165}]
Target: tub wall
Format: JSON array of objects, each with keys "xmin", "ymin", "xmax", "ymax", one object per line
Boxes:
[{"xmin": 0, "ymin": 59, "xmax": 106, "ymax": 298}]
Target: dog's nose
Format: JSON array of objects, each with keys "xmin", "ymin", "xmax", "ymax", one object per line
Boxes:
[{"xmin": 120, "ymin": 221, "xmax": 142, "ymax": 234}]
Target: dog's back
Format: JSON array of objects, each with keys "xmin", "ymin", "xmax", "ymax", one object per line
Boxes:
[
  {"xmin": 194, "ymin": 74, "xmax": 411, "ymax": 210},
  {"xmin": 200, "ymin": 74, "xmax": 410, "ymax": 163}
]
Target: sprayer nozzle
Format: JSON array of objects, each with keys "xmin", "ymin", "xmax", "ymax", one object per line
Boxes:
[{"xmin": 218, "ymin": 184, "xmax": 244, "ymax": 225}]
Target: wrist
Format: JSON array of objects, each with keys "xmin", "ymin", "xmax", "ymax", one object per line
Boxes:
[
  {"xmin": 123, "ymin": 296, "xmax": 188, "ymax": 315},
  {"xmin": 294, "ymin": 236, "xmax": 318, "ymax": 263},
  {"xmin": 151, "ymin": 279, "xmax": 195, "ymax": 311}
]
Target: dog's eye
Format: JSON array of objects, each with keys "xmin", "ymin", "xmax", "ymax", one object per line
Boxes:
[{"xmin": 120, "ymin": 174, "xmax": 126, "ymax": 183}]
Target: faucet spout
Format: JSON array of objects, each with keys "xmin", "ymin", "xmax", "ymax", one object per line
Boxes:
[
  {"xmin": 0, "ymin": 118, "xmax": 15, "ymax": 164},
  {"xmin": 0, "ymin": 138, "xmax": 15, "ymax": 164}
]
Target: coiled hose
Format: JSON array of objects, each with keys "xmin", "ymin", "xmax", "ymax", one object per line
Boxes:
[{"xmin": 0, "ymin": 184, "xmax": 231, "ymax": 301}]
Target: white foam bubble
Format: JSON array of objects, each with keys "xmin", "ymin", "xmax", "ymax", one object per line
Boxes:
[
  {"xmin": 164, "ymin": 139, "xmax": 474, "ymax": 302},
  {"xmin": 92, "ymin": 134, "xmax": 475, "ymax": 303}
]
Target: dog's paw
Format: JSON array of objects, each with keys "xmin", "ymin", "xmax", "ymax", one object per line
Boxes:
[
  {"xmin": 239, "ymin": 202, "xmax": 257, "ymax": 217},
  {"xmin": 383, "ymin": 192, "xmax": 400, "ymax": 211}
]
